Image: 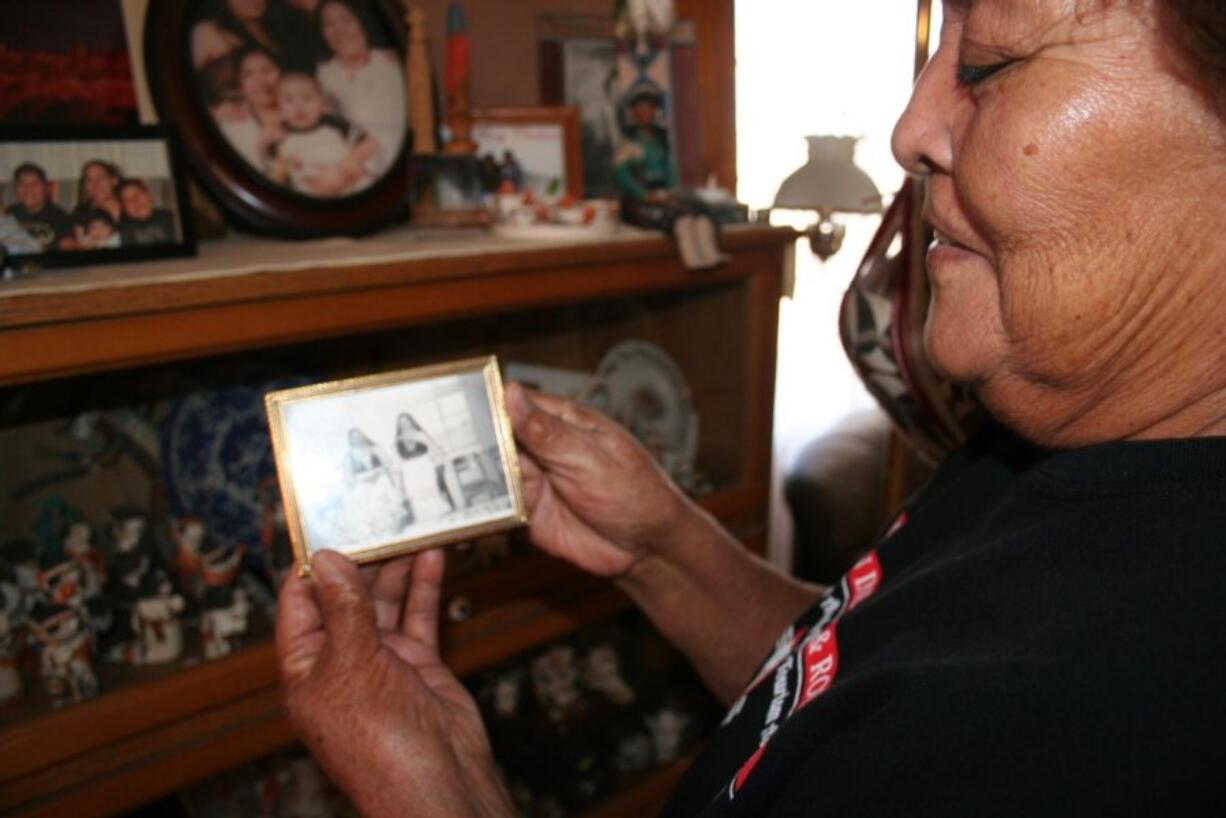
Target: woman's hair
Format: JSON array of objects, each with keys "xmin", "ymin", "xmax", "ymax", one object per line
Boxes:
[
  {"xmin": 77, "ymin": 160, "xmax": 121, "ymax": 206},
  {"xmin": 396, "ymin": 412, "xmax": 423, "ymax": 433},
  {"xmin": 1157, "ymin": 1, "xmax": 1226, "ymax": 116}
]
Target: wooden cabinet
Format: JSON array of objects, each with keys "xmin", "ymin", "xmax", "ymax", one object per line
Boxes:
[{"xmin": 0, "ymin": 224, "xmax": 793, "ymax": 817}]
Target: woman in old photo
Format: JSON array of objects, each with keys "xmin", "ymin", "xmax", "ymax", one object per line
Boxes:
[
  {"xmin": 393, "ymin": 412, "xmax": 462, "ymax": 522},
  {"xmin": 342, "ymin": 428, "xmax": 412, "ymax": 541},
  {"xmin": 315, "ymin": 0, "xmax": 406, "ymax": 179},
  {"xmin": 216, "ymin": 47, "xmax": 286, "ymax": 172}
]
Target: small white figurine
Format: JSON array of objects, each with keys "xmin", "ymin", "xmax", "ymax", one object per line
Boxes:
[
  {"xmin": 644, "ymin": 706, "xmax": 691, "ymax": 764},
  {"xmin": 28, "ymin": 603, "xmax": 98, "ymax": 706},
  {"xmin": 128, "ymin": 570, "xmax": 186, "ymax": 665},
  {"xmin": 531, "ymin": 645, "xmax": 584, "ymax": 725},
  {"xmin": 0, "ymin": 581, "xmax": 25, "ymax": 703},
  {"xmin": 172, "ymin": 516, "xmax": 208, "ymax": 600},
  {"xmin": 582, "ymin": 643, "xmax": 636, "ymax": 706},
  {"xmin": 61, "ymin": 521, "xmax": 106, "ymax": 599},
  {"xmin": 201, "ymin": 586, "xmax": 251, "ymax": 660}
]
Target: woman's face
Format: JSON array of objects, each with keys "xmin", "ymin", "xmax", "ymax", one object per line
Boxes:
[
  {"xmin": 239, "ymin": 51, "xmax": 281, "ymax": 107},
  {"xmin": 83, "ymin": 164, "xmax": 117, "ymax": 203},
  {"xmin": 892, "ymin": 0, "xmax": 1226, "ymax": 444},
  {"xmin": 227, "ymin": 0, "xmax": 266, "ymax": 22},
  {"xmin": 321, "ymin": 2, "xmax": 369, "ymax": 60}
]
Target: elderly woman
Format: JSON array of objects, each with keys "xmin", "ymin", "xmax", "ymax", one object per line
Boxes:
[{"xmin": 275, "ymin": 2, "xmax": 1226, "ymax": 816}]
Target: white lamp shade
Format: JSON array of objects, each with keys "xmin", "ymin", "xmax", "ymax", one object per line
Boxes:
[{"xmin": 773, "ymin": 135, "xmax": 882, "ymax": 214}]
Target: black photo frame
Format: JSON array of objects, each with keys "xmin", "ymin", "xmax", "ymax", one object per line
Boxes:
[
  {"xmin": 144, "ymin": 0, "xmax": 412, "ymax": 238},
  {"xmin": 0, "ymin": 125, "xmax": 196, "ymax": 272}
]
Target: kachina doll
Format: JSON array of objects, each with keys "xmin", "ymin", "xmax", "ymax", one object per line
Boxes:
[
  {"xmin": 201, "ymin": 585, "xmax": 251, "ymax": 660},
  {"xmin": 613, "ymin": 84, "xmax": 724, "ymax": 270},
  {"xmin": 0, "ymin": 579, "xmax": 25, "ymax": 703},
  {"xmin": 27, "ymin": 602, "xmax": 98, "ymax": 707},
  {"xmin": 126, "ymin": 568, "xmax": 186, "ymax": 665}
]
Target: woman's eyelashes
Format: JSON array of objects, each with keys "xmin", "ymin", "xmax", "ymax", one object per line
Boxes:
[{"xmin": 956, "ymin": 60, "xmax": 1015, "ymax": 87}]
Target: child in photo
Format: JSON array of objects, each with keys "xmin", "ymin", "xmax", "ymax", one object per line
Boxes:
[
  {"xmin": 272, "ymin": 72, "xmax": 377, "ymax": 198},
  {"xmin": 75, "ymin": 212, "xmax": 121, "ymax": 250}
]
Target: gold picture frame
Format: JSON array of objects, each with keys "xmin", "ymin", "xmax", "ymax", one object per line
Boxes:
[{"xmin": 265, "ymin": 356, "xmax": 527, "ymax": 575}]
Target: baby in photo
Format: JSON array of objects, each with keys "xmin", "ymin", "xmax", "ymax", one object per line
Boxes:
[{"xmin": 272, "ymin": 72, "xmax": 378, "ymax": 198}]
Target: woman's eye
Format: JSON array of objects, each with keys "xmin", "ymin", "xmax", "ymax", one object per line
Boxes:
[{"xmin": 956, "ymin": 61, "xmax": 1013, "ymax": 87}]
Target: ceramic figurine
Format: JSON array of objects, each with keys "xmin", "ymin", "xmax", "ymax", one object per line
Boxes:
[
  {"xmin": 127, "ymin": 569, "xmax": 186, "ymax": 665},
  {"xmin": 171, "ymin": 516, "xmax": 209, "ymax": 600},
  {"xmin": 614, "ymin": 0, "xmax": 676, "ymax": 60},
  {"xmin": 200, "ymin": 541, "xmax": 244, "ymax": 590},
  {"xmin": 644, "ymin": 705, "xmax": 691, "ymax": 763},
  {"xmin": 61, "ymin": 520, "xmax": 106, "ymax": 600},
  {"xmin": 581, "ymin": 643, "xmax": 636, "ymax": 706},
  {"xmin": 28, "ymin": 602, "xmax": 98, "ymax": 706},
  {"xmin": 614, "ymin": 732, "xmax": 654, "ymax": 776},
  {"xmin": 1, "ymin": 539, "xmax": 39, "ymax": 613},
  {"xmin": 108, "ymin": 507, "xmax": 155, "ymax": 595},
  {"xmin": 40, "ymin": 550, "xmax": 112, "ymax": 637},
  {"xmin": 201, "ymin": 585, "xmax": 251, "ymax": 660},
  {"xmin": 531, "ymin": 645, "xmax": 584, "ymax": 725},
  {"xmin": 0, "ymin": 580, "xmax": 25, "ymax": 703}
]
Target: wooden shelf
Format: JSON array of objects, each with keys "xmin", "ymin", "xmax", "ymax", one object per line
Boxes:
[
  {"xmin": 0, "ymin": 225, "xmax": 793, "ymax": 818},
  {"xmin": 0, "ymin": 225, "xmax": 794, "ymax": 387}
]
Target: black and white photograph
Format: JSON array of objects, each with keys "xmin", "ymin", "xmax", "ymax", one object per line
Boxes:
[
  {"xmin": 189, "ymin": 0, "xmax": 407, "ymax": 199},
  {"xmin": 0, "ymin": 126, "xmax": 195, "ymax": 269},
  {"xmin": 265, "ymin": 357, "xmax": 526, "ymax": 571}
]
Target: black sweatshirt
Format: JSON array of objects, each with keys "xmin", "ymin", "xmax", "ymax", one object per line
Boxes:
[{"xmin": 663, "ymin": 429, "xmax": 1226, "ymax": 817}]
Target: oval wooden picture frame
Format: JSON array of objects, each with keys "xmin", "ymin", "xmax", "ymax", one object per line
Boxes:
[{"xmin": 144, "ymin": 0, "xmax": 412, "ymax": 238}]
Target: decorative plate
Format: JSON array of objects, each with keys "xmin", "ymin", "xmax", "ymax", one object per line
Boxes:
[{"xmin": 593, "ymin": 341, "xmax": 698, "ymax": 487}]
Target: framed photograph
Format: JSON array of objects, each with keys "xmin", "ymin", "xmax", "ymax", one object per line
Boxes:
[
  {"xmin": 410, "ymin": 154, "xmax": 491, "ymax": 228},
  {"xmin": 472, "ymin": 107, "xmax": 582, "ymax": 199},
  {"xmin": 0, "ymin": 1, "xmax": 140, "ymax": 126},
  {"xmin": 265, "ymin": 357, "xmax": 527, "ymax": 572},
  {"xmin": 0, "ymin": 125, "xmax": 195, "ymax": 270},
  {"xmin": 143, "ymin": 0, "xmax": 412, "ymax": 238}
]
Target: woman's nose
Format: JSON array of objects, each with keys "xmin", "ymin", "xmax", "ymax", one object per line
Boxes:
[{"xmin": 891, "ymin": 49, "xmax": 956, "ymax": 176}]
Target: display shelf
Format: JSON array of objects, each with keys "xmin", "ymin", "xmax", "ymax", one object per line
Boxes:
[
  {"xmin": 0, "ymin": 226, "xmax": 792, "ymax": 818},
  {"xmin": 0, "ymin": 225, "xmax": 791, "ymax": 387}
]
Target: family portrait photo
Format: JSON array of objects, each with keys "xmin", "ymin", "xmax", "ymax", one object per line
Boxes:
[
  {"xmin": 189, "ymin": 0, "xmax": 408, "ymax": 200},
  {"xmin": 266, "ymin": 358, "xmax": 526, "ymax": 568},
  {"xmin": 0, "ymin": 129, "xmax": 192, "ymax": 265}
]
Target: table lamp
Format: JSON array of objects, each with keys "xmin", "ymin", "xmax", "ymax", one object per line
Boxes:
[{"xmin": 773, "ymin": 135, "xmax": 882, "ymax": 260}]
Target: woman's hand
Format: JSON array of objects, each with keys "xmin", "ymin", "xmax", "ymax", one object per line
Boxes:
[
  {"xmin": 505, "ymin": 382, "xmax": 691, "ymax": 578},
  {"xmin": 276, "ymin": 549, "xmax": 513, "ymax": 818}
]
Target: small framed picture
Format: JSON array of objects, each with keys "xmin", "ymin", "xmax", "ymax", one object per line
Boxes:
[
  {"xmin": 0, "ymin": 125, "xmax": 195, "ymax": 271},
  {"xmin": 143, "ymin": 0, "xmax": 412, "ymax": 238},
  {"xmin": 472, "ymin": 107, "xmax": 582, "ymax": 199},
  {"xmin": 265, "ymin": 357, "xmax": 527, "ymax": 573}
]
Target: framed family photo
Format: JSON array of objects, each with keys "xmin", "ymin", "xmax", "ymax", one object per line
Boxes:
[
  {"xmin": 265, "ymin": 357, "xmax": 527, "ymax": 573},
  {"xmin": 144, "ymin": 0, "xmax": 412, "ymax": 238},
  {"xmin": 472, "ymin": 107, "xmax": 582, "ymax": 199},
  {"xmin": 0, "ymin": 125, "xmax": 195, "ymax": 271}
]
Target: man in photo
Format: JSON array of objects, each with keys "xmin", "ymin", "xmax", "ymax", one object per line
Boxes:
[
  {"xmin": 7, "ymin": 163, "xmax": 74, "ymax": 251},
  {"xmin": 117, "ymin": 178, "xmax": 177, "ymax": 247},
  {"xmin": 0, "ymin": 209, "xmax": 41, "ymax": 256}
]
